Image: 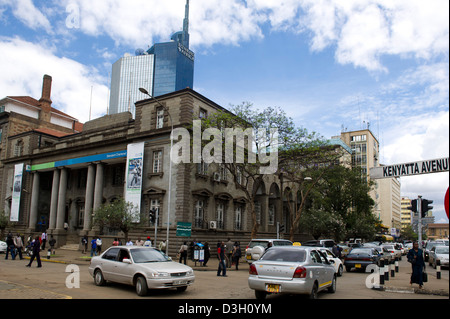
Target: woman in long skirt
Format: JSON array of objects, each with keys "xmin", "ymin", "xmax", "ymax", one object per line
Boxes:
[{"xmin": 407, "ymin": 242, "xmax": 425, "ymax": 289}]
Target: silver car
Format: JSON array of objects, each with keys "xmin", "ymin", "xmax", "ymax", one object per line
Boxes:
[
  {"xmin": 248, "ymin": 246, "xmax": 337, "ymax": 299},
  {"xmin": 0, "ymin": 241, "xmax": 7, "ymax": 253},
  {"xmin": 88, "ymin": 246, "xmax": 195, "ymax": 296},
  {"xmin": 428, "ymin": 245, "xmax": 449, "ymax": 269}
]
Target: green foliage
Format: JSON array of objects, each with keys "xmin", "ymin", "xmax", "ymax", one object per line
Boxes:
[{"xmin": 92, "ymin": 198, "xmax": 141, "ymax": 236}]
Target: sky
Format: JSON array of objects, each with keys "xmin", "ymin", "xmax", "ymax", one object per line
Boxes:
[{"xmin": 0, "ymin": 0, "xmax": 448, "ymax": 223}]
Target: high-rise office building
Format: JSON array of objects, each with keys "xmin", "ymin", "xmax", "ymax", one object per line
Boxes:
[{"xmin": 109, "ymin": 0, "xmax": 194, "ymax": 117}]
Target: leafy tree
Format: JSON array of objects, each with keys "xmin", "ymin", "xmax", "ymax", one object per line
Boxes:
[{"xmin": 92, "ymin": 198, "xmax": 141, "ymax": 241}]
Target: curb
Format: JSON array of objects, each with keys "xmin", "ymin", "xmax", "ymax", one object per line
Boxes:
[{"xmin": 379, "ymin": 285, "xmax": 449, "ymax": 296}]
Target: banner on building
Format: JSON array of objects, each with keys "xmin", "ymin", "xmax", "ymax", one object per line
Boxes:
[
  {"xmin": 125, "ymin": 143, "xmax": 145, "ymax": 223},
  {"xmin": 10, "ymin": 163, "xmax": 24, "ymax": 222}
]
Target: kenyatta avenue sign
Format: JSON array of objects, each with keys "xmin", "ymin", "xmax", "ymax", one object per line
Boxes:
[{"xmin": 370, "ymin": 157, "xmax": 449, "ymax": 179}]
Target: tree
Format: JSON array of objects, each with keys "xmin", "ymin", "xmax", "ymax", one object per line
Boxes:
[
  {"xmin": 199, "ymin": 102, "xmax": 325, "ymax": 239},
  {"xmin": 303, "ymin": 166, "xmax": 376, "ymax": 242},
  {"xmin": 92, "ymin": 198, "xmax": 141, "ymax": 241}
]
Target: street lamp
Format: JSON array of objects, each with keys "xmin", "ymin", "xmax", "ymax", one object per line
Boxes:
[{"xmin": 139, "ymin": 88, "xmax": 173, "ymax": 255}]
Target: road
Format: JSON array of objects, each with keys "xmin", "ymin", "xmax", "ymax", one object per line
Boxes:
[{"xmin": 0, "ymin": 257, "xmax": 447, "ymax": 301}]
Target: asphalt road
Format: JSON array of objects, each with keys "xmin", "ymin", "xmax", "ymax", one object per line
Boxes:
[{"xmin": 0, "ymin": 257, "xmax": 447, "ymax": 300}]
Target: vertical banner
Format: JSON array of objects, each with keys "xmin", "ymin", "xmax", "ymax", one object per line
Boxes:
[
  {"xmin": 125, "ymin": 142, "xmax": 145, "ymax": 223},
  {"xmin": 10, "ymin": 163, "xmax": 24, "ymax": 222}
]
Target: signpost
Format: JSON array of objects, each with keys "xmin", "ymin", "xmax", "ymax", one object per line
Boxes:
[{"xmin": 370, "ymin": 157, "xmax": 448, "ymax": 179}]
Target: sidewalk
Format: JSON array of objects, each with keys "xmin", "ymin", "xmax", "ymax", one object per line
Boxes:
[{"xmin": 26, "ymin": 249, "xmax": 449, "ymax": 297}]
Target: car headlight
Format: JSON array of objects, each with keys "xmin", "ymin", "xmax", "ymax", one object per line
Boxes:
[
  {"xmin": 186, "ymin": 269, "xmax": 194, "ymax": 276},
  {"xmin": 151, "ymin": 272, "xmax": 170, "ymax": 278}
]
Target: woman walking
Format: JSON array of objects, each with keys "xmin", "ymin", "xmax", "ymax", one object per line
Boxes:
[{"xmin": 407, "ymin": 241, "xmax": 425, "ymax": 289}]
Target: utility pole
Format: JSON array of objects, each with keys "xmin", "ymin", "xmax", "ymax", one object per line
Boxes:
[{"xmin": 417, "ymin": 196, "xmax": 423, "ymax": 249}]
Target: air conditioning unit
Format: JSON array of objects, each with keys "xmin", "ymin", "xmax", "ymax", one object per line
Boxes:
[
  {"xmin": 209, "ymin": 221, "xmax": 217, "ymax": 230},
  {"xmin": 213, "ymin": 172, "xmax": 221, "ymax": 182}
]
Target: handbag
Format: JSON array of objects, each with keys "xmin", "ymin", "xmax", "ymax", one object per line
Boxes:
[{"xmin": 422, "ymin": 271, "xmax": 428, "ymax": 283}]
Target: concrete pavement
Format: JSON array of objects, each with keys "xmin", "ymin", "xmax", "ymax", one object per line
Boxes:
[{"xmin": 21, "ymin": 248, "xmax": 449, "ymax": 297}]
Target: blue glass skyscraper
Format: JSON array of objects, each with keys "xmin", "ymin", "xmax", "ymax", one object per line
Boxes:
[{"xmin": 109, "ymin": 0, "xmax": 194, "ymax": 116}]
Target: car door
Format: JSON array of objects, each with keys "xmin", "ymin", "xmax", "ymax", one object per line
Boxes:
[
  {"xmin": 112, "ymin": 248, "xmax": 135, "ymax": 284},
  {"xmin": 310, "ymin": 250, "xmax": 327, "ymax": 290},
  {"xmin": 100, "ymin": 248, "xmax": 120, "ymax": 281}
]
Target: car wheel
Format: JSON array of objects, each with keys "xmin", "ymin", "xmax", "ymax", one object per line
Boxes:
[
  {"xmin": 94, "ymin": 269, "xmax": 105, "ymax": 286},
  {"xmin": 309, "ymin": 282, "xmax": 318, "ymax": 299},
  {"xmin": 338, "ymin": 265, "xmax": 343, "ymax": 277},
  {"xmin": 255, "ymin": 290, "xmax": 267, "ymax": 300},
  {"xmin": 136, "ymin": 276, "xmax": 148, "ymax": 296},
  {"xmin": 177, "ymin": 286, "xmax": 188, "ymax": 293},
  {"xmin": 328, "ymin": 276, "xmax": 337, "ymax": 293}
]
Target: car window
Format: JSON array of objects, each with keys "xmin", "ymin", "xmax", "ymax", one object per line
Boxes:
[
  {"xmin": 273, "ymin": 241, "xmax": 293, "ymax": 246},
  {"xmin": 260, "ymin": 249, "xmax": 306, "ymax": 262},
  {"xmin": 130, "ymin": 248, "xmax": 170, "ymax": 263},
  {"xmin": 102, "ymin": 248, "xmax": 119, "ymax": 260},
  {"xmin": 310, "ymin": 251, "xmax": 322, "ymax": 263},
  {"xmin": 118, "ymin": 249, "xmax": 131, "ymax": 262},
  {"xmin": 436, "ymin": 247, "xmax": 449, "ymax": 254},
  {"xmin": 248, "ymin": 241, "xmax": 269, "ymax": 248}
]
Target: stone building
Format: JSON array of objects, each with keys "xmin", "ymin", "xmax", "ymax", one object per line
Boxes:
[{"xmin": 4, "ymin": 88, "xmax": 322, "ymax": 254}]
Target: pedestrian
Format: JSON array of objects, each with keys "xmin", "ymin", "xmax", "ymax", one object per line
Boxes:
[
  {"xmin": 217, "ymin": 241, "xmax": 227, "ymax": 277},
  {"xmin": 159, "ymin": 239, "xmax": 167, "ymax": 252},
  {"xmin": 144, "ymin": 236, "xmax": 152, "ymax": 247},
  {"xmin": 90, "ymin": 237, "xmax": 97, "ymax": 257},
  {"xmin": 5, "ymin": 233, "xmax": 16, "ymax": 260},
  {"xmin": 48, "ymin": 235, "xmax": 56, "ymax": 255},
  {"xmin": 226, "ymin": 238, "xmax": 233, "ymax": 268},
  {"xmin": 126, "ymin": 239, "xmax": 134, "ymax": 246},
  {"xmin": 96, "ymin": 236, "xmax": 103, "ymax": 255},
  {"xmin": 81, "ymin": 235, "xmax": 88, "ymax": 254},
  {"xmin": 232, "ymin": 241, "xmax": 242, "ymax": 270},
  {"xmin": 407, "ymin": 241, "xmax": 426, "ymax": 289},
  {"xmin": 203, "ymin": 242, "xmax": 210, "ymax": 267},
  {"xmin": 179, "ymin": 241, "xmax": 188, "ymax": 265},
  {"xmin": 14, "ymin": 234, "xmax": 24, "ymax": 260},
  {"xmin": 26, "ymin": 236, "xmax": 42, "ymax": 268},
  {"xmin": 41, "ymin": 231, "xmax": 47, "ymax": 250},
  {"xmin": 112, "ymin": 238, "xmax": 120, "ymax": 246},
  {"xmin": 135, "ymin": 237, "xmax": 144, "ymax": 246}
]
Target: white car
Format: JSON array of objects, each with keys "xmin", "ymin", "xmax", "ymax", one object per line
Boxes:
[
  {"xmin": 318, "ymin": 248, "xmax": 344, "ymax": 277},
  {"xmin": 428, "ymin": 246, "xmax": 449, "ymax": 269},
  {"xmin": 0, "ymin": 241, "xmax": 7, "ymax": 253},
  {"xmin": 248, "ymin": 246, "xmax": 336, "ymax": 299},
  {"xmin": 89, "ymin": 246, "xmax": 195, "ymax": 296}
]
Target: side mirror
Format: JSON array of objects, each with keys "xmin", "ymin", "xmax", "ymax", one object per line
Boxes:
[
  {"xmin": 329, "ymin": 259, "xmax": 335, "ymax": 264},
  {"xmin": 122, "ymin": 258, "xmax": 132, "ymax": 264}
]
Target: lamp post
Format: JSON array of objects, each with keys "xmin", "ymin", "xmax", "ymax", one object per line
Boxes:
[{"xmin": 139, "ymin": 88, "xmax": 173, "ymax": 255}]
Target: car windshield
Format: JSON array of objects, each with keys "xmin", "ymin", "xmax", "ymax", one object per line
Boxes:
[
  {"xmin": 436, "ymin": 247, "xmax": 449, "ymax": 254},
  {"xmin": 260, "ymin": 249, "xmax": 306, "ymax": 263},
  {"xmin": 350, "ymin": 248, "xmax": 372, "ymax": 255},
  {"xmin": 130, "ymin": 248, "xmax": 170, "ymax": 263}
]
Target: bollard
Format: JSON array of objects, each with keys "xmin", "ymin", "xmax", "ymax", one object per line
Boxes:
[
  {"xmin": 379, "ymin": 259, "xmax": 385, "ymax": 285},
  {"xmin": 385, "ymin": 262, "xmax": 389, "ymax": 281},
  {"xmin": 391, "ymin": 263, "xmax": 395, "ymax": 278},
  {"xmin": 395, "ymin": 260, "xmax": 399, "ymax": 272},
  {"xmin": 47, "ymin": 249, "xmax": 51, "ymax": 259},
  {"xmin": 436, "ymin": 260, "xmax": 441, "ymax": 279}
]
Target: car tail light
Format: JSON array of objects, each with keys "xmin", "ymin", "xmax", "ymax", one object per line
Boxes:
[
  {"xmin": 293, "ymin": 266, "xmax": 307, "ymax": 278},
  {"xmin": 249, "ymin": 264, "xmax": 258, "ymax": 275}
]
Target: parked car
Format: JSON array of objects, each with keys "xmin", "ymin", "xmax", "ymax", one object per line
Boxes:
[
  {"xmin": 317, "ymin": 248, "xmax": 344, "ymax": 276},
  {"xmin": 428, "ymin": 245, "xmax": 449, "ymax": 269},
  {"xmin": 381, "ymin": 244, "xmax": 402, "ymax": 261},
  {"xmin": 248, "ymin": 246, "xmax": 336, "ymax": 299},
  {"xmin": 88, "ymin": 246, "xmax": 195, "ymax": 296},
  {"xmin": 302, "ymin": 239, "xmax": 335, "ymax": 248},
  {"xmin": 245, "ymin": 239, "xmax": 292, "ymax": 264},
  {"xmin": 344, "ymin": 247, "xmax": 383, "ymax": 272},
  {"xmin": 0, "ymin": 241, "xmax": 7, "ymax": 253},
  {"xmin": 363, "ymin": 243, "xmax": 393, "ymax": 265},
  {"xmin": 424, "ymin": 241, "xmax": 442, "ymax": 262}
]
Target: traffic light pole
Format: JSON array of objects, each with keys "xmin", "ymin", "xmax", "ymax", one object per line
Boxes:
[{"xmin": 417, "ymin": 196, "xmax": 422, "ymax": 249}]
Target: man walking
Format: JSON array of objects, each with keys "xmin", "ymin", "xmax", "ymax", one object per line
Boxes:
[
  {"xmin": 26, "ymin": 236, "xmax": 42, "ymax": 268},
  {"xmin": 217, "ymin": 241, "xmax": 227, "ymax": 277}
]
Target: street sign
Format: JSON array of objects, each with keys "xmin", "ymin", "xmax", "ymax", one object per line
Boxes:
[
  {"xmin": 370, "ymin": 157, "xmax": 449, "ymax": 179},
  {"xmin": 176, "ymin": 222, "xmax": 192, "ymax": 237}
]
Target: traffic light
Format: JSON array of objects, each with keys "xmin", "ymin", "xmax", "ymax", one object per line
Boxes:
[
  {"xmin": 279, "ymin": 224, "xmax": 285, "ymax": 233},
  {"xmin": 149, "ymin": 209, "xmax": 156, "ymax": 224},
  {"xmin": 407, "ymin": 199, "xmax": 418, "ymax": 213},
  {"xmin": 421, "ymin": 199, "xmax": 433, "ymax": 217}
]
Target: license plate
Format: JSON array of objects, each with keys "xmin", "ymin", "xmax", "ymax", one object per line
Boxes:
[
  {"xmin": 173, "ymin": 280, "xmax": 187, "ymax": 285},
  {"xmin": 247, "ymin": 255, "xmax": 251, "ymax": 260},
  {"xmin": 355, "ymin": 264, "xmax": 361, "ymax": 268},
  {"xmin": 266, "ymin": 284, "xmax": 280, "ymax": 293}
]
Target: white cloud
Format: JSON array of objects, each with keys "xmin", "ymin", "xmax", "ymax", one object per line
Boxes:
[
  {"xmin": 0, "ymin": 37, "xmax": 108, "ymax": 122},
  {"xmin": 0, "ymin": 0, "xmax": 52, "ymax": 32}
]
